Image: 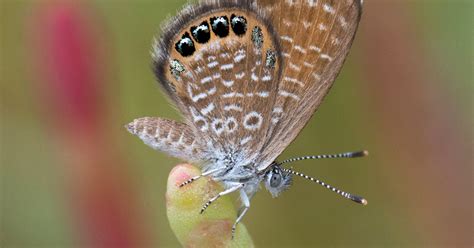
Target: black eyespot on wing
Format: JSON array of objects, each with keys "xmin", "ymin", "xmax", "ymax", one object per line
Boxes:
[
  {"xmin": 191, "ymin": 21, "xmax": 210, "ymax": 44},
  {"xmin": 231, "ymin": 14, "xmax": 247, "ymax": 36},
  {"xmin": 210, "ymin": 16, "xmax": 229, "ymax": 38},
  {"xmin": 175, "ymin": 32, "xmax": 195, "ymax": 57}
]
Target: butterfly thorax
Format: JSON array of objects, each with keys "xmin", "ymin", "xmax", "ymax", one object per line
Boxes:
[
  {"xmin": 204, "ymin": 149, "xmax": 292, "ymax": 198},
  {"xmin": 203, "ymin": 149, "xmax": 263, "ymax": 191}
]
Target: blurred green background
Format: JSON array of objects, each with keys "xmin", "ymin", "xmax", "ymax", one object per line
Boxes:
[{"xmin": 1, "ymin": 0, "xmax": 472, "ymax": 247}]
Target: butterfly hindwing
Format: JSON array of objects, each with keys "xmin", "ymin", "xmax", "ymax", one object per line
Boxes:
[
  {"xmin": 153, "ymin": 1, "xmax": 282, "ymax": 162},
  {"xmin": 126, "ymin": 117, "xmax": 208, "ymax": 162}
]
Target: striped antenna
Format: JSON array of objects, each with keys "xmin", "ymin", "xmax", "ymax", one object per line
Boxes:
[
  {"xmin": 278, "ymin": 150, "xmax": 368, "ymax": 166},
  {"xmin": 282, "ymin": 168, "xmax": 368, "ymax": 205}
]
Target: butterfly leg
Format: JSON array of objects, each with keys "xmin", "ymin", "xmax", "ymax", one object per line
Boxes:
[
  {"xmin": 179, "ymin": 167, "xmax": 222, "ymax": 187},
  {"xmin": 200, "ymin": 183, "xmax": 244, "ymax": 214},
  {"xmin": 232, "ymin": 190, "xmax": 250, "ymax": 239}
]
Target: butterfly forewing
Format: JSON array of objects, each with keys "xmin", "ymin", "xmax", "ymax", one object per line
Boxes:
[
  {"xmin": 254, "ymin": 0, "xmax": 362, "ymax": 170},
  {"xmin": 153, "ymin": 2, "xmax": 282, "ymax": 162}
]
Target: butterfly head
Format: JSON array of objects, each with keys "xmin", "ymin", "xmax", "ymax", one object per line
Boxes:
[{"xmin": 264, "ymin": 163, "xmax": 293, "ymax": 198}]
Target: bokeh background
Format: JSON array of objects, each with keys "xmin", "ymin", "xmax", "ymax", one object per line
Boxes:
[{"xmin": 1, "ymin": 0, "xmax": 472, "ymax": 247}]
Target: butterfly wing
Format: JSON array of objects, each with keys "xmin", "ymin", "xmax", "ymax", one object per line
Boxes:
[
  {"xmin": 152, "ymin": 1, "xmax": 282, "ymax": 163},
  {"xmin": 126, "ymin": 117, "xmax": 208, "ymax": 162},
  {"xmin": 130, "ymin": 0, "xmax": 361, "ymax": 168},
  {"xmin": 254, "ymin": 0, "xmax": 363, "ymax": 170}
]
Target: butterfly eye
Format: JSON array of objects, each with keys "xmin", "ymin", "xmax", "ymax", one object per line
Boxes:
[
  {"xmin": 231, "ymin": 14, "xmax": 247, "ymax": 36},
  {"xmin": 175, "ymin": 32, "xmax": 195, "ymax": 57},
  {"xmin": 210, "ymin": 16, "xmax": 229, "ymax": 38},
  {"xmin": 191, "ymin": 21, "xmax": 211, "ymax": 44},
  {"xmin": 269, "ymin": 170, "xmax": 282, "ymax": 188},
  {"xmin": 270, "ymin": 174, "xmax": 282, "ymax": 188}
]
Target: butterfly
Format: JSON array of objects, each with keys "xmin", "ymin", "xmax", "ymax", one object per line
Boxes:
[{"xmin": 126, "ymin": 0, "xmax": 367, "ymax": 237}]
